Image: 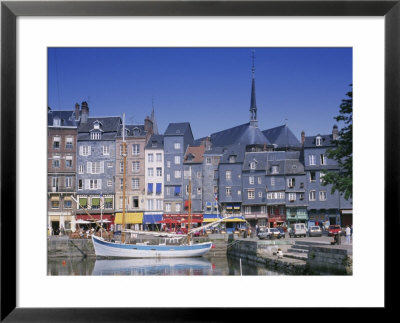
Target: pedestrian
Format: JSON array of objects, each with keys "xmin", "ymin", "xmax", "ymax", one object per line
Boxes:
[
  {"xmin": 345, "ymin": 225, "xmax": 351, "ymax": 244},
  {"xmin": 256, "ymin": 224, "xmax": 260, "ymax": 235}
]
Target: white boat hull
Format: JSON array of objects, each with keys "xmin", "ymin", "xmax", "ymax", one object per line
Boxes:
[{"xmin": 92, "ymin": 235, "xmax": 213, "ymax": 258}]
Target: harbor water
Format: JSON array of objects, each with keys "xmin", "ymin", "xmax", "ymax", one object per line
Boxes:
[{"xmin": 47, "ymin": 255, "xmax": 283, "ymax": 276}]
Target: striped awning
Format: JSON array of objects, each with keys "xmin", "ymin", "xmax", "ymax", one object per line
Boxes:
[
  {"xmin": 115, "ymin": 212, "xmax": 143, "ymax": 224},
  {"xmin": 203, "ymin": 214, "xmax": 222, "ymax": 223},
  {"xmin": 222, "ymin": 216, "xmax": 246, "ymax": 223}
]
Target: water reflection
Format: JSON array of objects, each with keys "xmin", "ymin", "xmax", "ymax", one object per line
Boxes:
[{"xmin": 48, "ymin": 256, "xmax": 282, "ymax": 276}]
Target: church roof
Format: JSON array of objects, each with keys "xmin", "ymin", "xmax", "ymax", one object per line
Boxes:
[{"xmin": 262, "ymin": 125, "xmax": 301, "ymax": 149}]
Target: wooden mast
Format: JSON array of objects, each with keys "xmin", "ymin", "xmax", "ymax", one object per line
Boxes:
[
  {"xmin": 121, "ymin": 113, "xmax": 127, "ymax": 243},
  {"xmin": 187, "ymin": 179, "xmax": 192, "ymax": 245}
]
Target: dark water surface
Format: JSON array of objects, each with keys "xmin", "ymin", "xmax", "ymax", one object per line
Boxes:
[{"xmin": 48, "ymin": 255, "xmax": 283, "ymax": 276}]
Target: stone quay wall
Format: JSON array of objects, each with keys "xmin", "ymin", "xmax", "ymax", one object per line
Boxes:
[
  {"xmin": 307, "ymin": 246, "xmax": 352, "ymax": 275},
  {"xmin": 48, "ymin": 238, "xmax": 95, "ymax": 258}
]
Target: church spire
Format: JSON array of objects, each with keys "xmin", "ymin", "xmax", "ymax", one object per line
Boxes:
[
  {"xmin": 151, "ymin": 97, "xmax": 159, "ymax": 135},
  {"xmin": 249, "ymin": 49, "xmax": 258, "ymax": 127}
]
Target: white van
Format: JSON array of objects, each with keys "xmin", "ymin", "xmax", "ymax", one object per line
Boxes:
[{"xmin": 289, "ymin": 223, "xmax": 307, "ymax": 238}]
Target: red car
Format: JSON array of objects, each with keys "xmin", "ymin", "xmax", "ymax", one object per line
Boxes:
[{"xmin": 328, "ymin": 225, "xmax": 341, "ymax": 236}]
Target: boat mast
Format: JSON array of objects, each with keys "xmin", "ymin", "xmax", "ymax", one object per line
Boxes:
[
  {"xmin": 187, "ymin": 178, "xmax": 192, "ymax": 245},
  {"xmin": 122, "ymin": 113, "xmax": 127, "ymax": 243}
]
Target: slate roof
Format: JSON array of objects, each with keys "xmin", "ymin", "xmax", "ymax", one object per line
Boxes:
[
  {"xmin": 219, "ymin": 144, "xmax": 247, "ymax": 164},
  {"xmin": 48, "ymin": 110, "xmax": 79, "ymax": 127},
  {"xmin": 145, "ymin": 134, "xmax": 164, "ymax": 149},
  {"xmin": 262, "ymin": 125, "xmax": 301, "ymax": 149},
  {"xmin": 77, "ymin": 117, "xmax": 121, "ymax": 140},
  {"xmin": 117, "ymin": 124, "xmax": 146, "ymax": 138},
  {"xmin": 184, "ymin": 145, "xmax": 206, "ymax": 164},
  {"xmin": 164, "ymin": 122, "xmax": 192, "ymax": 136},
  {"xmin": 196, "ymin": 122, "xmax": 271, "ymax": 148},
  {"xmin": 303, "ymin": 134, "xmax": 336, "ymax": 148}
]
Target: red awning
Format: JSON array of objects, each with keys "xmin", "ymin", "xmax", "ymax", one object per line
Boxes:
[{"xmin": 76, "ymin": 214, "xmax": 114, "ymax": 222}]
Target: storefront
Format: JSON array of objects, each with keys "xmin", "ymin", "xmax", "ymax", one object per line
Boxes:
[
  {"xmin": 268, "ymin": 215, "xmax": 286, "ymax": 228},
  {"xmin": 161, "ymin": 214, "xmax": 203, "ymax": 233},
  {"xmin": 222, "ymin": 215, "xmax": 247, "ymax": 233},
  {"xmin": 76, "ymin": 214, "xmax": 114, "ymax": 231},
  {"xmin": 143, "ymin": 212, "xmax": 163, "ymax": 231},
  {"xmin": 340, "ymin": 209, "xmax": 353, "ymax": 227},
  {"xmin": 286, "ymin": 207, "xmax": 308, "ymax": 226},
  {"xmin": 114, "ymin": 212, "xmax": 143, "ymax": 231}
]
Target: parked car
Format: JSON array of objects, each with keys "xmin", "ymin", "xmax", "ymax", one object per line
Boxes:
[
  {"xmin": 289, "ymin": 223, "xmax": 307, "ymax": 238},
  {"xmin": 276, "ymin": 227, "xmax": 286, "ymax": 239},
  {"xmin": 328, "ymin": 225, "xmax": 342, "ymax": 236},
  {"xmin": 308, "ymin": 226, "xmax": 322, "ymax": 237},
  {"xmin": 257, "ymin": 228, "xmax": 281, "ymax": 240}
]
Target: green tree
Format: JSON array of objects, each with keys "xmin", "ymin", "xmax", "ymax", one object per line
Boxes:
[{"xmin": 322, "ymin": 85, "xmax": 352, "ymax": 200}]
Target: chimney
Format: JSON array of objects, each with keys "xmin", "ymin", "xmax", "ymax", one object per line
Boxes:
[
  {"xmin": 301, "ymin": 131, "xmax": 305, "ymax": 146},
  {"xmin": 81, "ymin": 101, "xmax": 89, "ymax": 123},
  {"xmin": 144, "ymin": 116, "xmax": 154, "ymax": 135},
  {"xmin": 263, "ymin": 143, "xmax": 267, "ymax": 151},
  {"xmin": 75, "ymin": 103, "xmax": 80, "ymax": 121},
  {"xmin": 332, "ymin": 125, "xmax": 339, "ymax": 141}
]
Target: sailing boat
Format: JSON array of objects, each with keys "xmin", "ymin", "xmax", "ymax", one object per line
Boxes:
[{"xmin": 91, "ymin": 114, "xmax": 218, "ymax": 258}]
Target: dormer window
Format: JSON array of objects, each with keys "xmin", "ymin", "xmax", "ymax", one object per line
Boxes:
[
  {"xmin": 53, "ymin": 117, "xmax": 60, "ymax": 127},
  {"xmin": 229, "ymin": 155, "xmax": 236, "ymax": 163},
  {"xmin": 250, "ymin": 161, "xmax": 256, "ymax": 169},
  {"xmin": 316, "ymin": 136, "xmax": 322, "ymax": 146},
  {"xmin": 91, "ymin": 132, "xmax": 101, "ymax": 140},
  {"xmin": 271, "ymin": 165, "xmax": 279, "ymax": 174},
  {"xmin": 133, "ymin": 127, "xmax": 140, "ymax": 136},
  {"xmin": 93, "ymin": 121, "xmax": 102, "ymax": 130}
]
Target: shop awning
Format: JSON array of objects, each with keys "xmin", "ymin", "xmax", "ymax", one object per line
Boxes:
[
  {"xmin": 222, "ymin": 216, "xmax": 247, "ymax": 223},
  {"xmin": 147, "ymin": 183, "xmax": 153, "ymax": 194},
  {"xmin": 156, "ymin": 183, "xmax": 162, "ymax": 194},
  {"xmin": 213, "ymin": 202, "xmax": 218, "ymax": 209},
  {"xmin": 206, "ymin": 202, "xmax": 212, "ymax": 209},
  {"xmin": 115, "ymin": 212, "xmax": 143, "ymax": 224},
  {"xmin": 143, "ymin": 213, "xmax": 163, "ymax": 224},
  {"xmin": 203, "ymin": 214, "xmax": 222, "ymax": 223},
  {"xmin": 226, "ymin": 204, "xmax": 233, "ymax": 210},
  {"xmin": 50, "ymin": 196, "xmax": 60, "ymax": 201},
  {"xmin": 233, "ymin": 204, "xmax": 241, "ymax": 210}
]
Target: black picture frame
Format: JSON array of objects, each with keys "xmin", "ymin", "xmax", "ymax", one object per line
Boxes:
[{"xmin": 1, "ymin": 0, "xmax": 397, "ymax": 321}]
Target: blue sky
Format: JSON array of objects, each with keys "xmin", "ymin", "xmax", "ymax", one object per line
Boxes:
[{"xmin": 48, "ymin": 47, "xmax": 352, "ymax": 140}]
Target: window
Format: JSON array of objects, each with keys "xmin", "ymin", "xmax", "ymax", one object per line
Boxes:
[
  {"xmin": 174, "ymin": 156, "xmax": 180, "ymax": 164},
  {"xmin": 197, "ymin": 187, "xmax": 202, "ymax": 195},
  {"xmin": 319, "ymin": 191, "xmax": 327, "ymax": 201},
  {"xmin": 167, "ymin": 161, "xmax": 171, "ymax": 168},
  {"xmin": 299, "ymin": 193, "xmax": 304, "ymax": 200},
  {"xmin": 120, "ymin": 178, "xmax": 124, "ymax": 189},
  {"xmin": 214, "ymin": 186, "xmax": 218, "ymax": 194},
  {"xmin": 91, "ymin": 132, "xmax": 101, "ymax": 140},
  {"xmin": 51, "ymin": 200, "xmax": 60, "ymax": 209},
  {"xmin": 132, "ymin": 144, "xmax": 140, "ymax": 156},
  {"xmin": 310, "ymin": 171, "xmax": 316, "ymax": 182},
  {"xmin": 258, "ymin": 177, "xmax": 262, "ymax": 184},
  {"xmin": 238, "ymin": 190, "xmax": 241, "ymax": 196},
  {"xmin": 248, "ymin": 190, "xmax": 255, "ymax": 199},
  {"xmin": 175, "ymin": 203, "xmax": 181, "ymax": 212},
  {"xmin": 309, "ymin": 154, "xmax": 316, "ymax": 165},
  {"xmin": 104, "ymin": 197, "xmax": 113, "ymax": 209},
  {"xmin": 206, "ymin": 157, "xmax": 212, "ymax": 165},
  {"xmin": 132, "ymin": 161, "xmax": 140, "ymax": 173},
  {"xmin": 174, "ymin": 142, "xmax": 181, "ymax": 150},
  {"xmin": 250, "ymin": 162, "xmax": 256, "ymax": 169},
  {"xmin": 320, "ymin": 172, "xmax": 325, "ymax": 183},
  {"xmin": 53, "ymin": 137, "xmax": 60, "ymax": 149},
  {"xmin": 88, "ymin": 162, "xmax": 104, "ymax": 174},
  {"xmin": 78, "ymin": 164, "xmax": 84, "ymax": 174},
  {"xmin": 244, "ymin": 206, "xmax": 251, "ymax": 215},
  {"xmin": 147, "ymin": 199, "xmax": 154, "ymax": 210},
  {"xmin": 226, "ymin": 187, "xmax": 231, "ymax": 196},
  {"xmin": 165, "ymin": 203, "xmax": 171, "ymax": 212},
  {"xmin": 166, "ymin": 174, "xmax": 170, "ymax": 182},
  {"xmin": 119, "ymin": 162, "xmax": 124, "ymax": 174},
  {"xmin": 64, "ymin": 200, "xmax": 72, "ymax": 209},
  {"xmin": 225, "ymin": 171, "xmax": 232, "ymax": 180},
  {"xmin": 147, "ymin": 168, "xmax": 154, "ymax": 177},
  {"xmin": 132, "ymin": 178, "xmax": 139, "ymax": 190},
  {"xmin": 52, "ymin": 158, "xmax": 60, "ymax": 168},
  {"xmin": 320, "ymin": 154, "xmax": 327, "ymax": 165},
  {"xmin": 156, "ymin": 153, "xmax": 162, "ymax": 162},
  {"xmin": 107, "ymin": 162, "xmax": 113, "ymax": 168},
  {"xmin": 148, "ymin": 154, "xmax": 154, "ymax": 162},
  {"xmin": 267, "ymin": 192, "xmax": 285, "ymax": 200},
  {"xmin": 309, "ymin": 190, "xmax": 316, "ymax": 201},
  {"xmin": 78, "ymin": 180, "xmax": 83, "ymax": 190},
  {"xmin": 132, "ymin": 196, "xmax": 139, "ymax": 208},
  {"xmin": 288, "ymin": 193, "xmax": 296, "ymax": 201},
  {"xmin": 89, "ymin": 179, "xmax": 101, "ymax": 190},
  {"xmin": 107, "ymin": 180, "xmax": 112, "ymax": 187},
  {"xmin": 185, "ymin": 185, "xmax": 189, "ymax": 195},
  {"xmin": 258, "ymin": 191, "xmax": 262, "ymax": 198},
  {"xmin": 66, "ymin": 137, "xmax": 73, "ymax": 149},
  {"xmin": 271, "ymin": 165, "xmax": 279, "ymax": 174},
  {"xmin": 271, "ymin": 177, "xmax": 275, "ymax": 186},
  {"xmin": 229, "ymin": 155, "xmax": 236, "ymax": 163},
  {"xmin": 102, "ymin": 146, "xmax": 110, "ymax": 155},
  {"xmin": 65, "ymin": 176, "xmax": 72, "ymax": 188},
  {"xmin": 316, "ymin": 136, "xmax": 322, "ymax": 146},
  {"xmin": 156, "ymin": 199, "xmax": 163, "ymax": 210},
  {"xmin": 65, "ymin": 157, "xmax": 73, "ymax": 168},
  {"xmin": 80, "ymin": 145, "xmax": 91, "ymax": 156},
  {"xmin": 174, "ymin": 170, "xmax": 181, "ymax": 178},
  {"xmin": 156, "ymin": 167, "xmax": 162, "ymax": 176},
  {"xmin": 53, "ymin": 118, "xmax": 60, "ymax": 126},
  {"xmin": 288, "ymin": 178, "xmax": 295, "ymax": 188},
  {"xmin": 79, "ymin": 197, "xmax": 87, "ymax": 209}
]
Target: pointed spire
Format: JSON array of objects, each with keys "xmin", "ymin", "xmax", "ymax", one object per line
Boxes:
[
  {"xmin": 151, "ymin": 97, "xmax": 159, "ymax": 135},
  {"xmin": 249, "ymin": 49, "xmax": 258, "ymax": 127}
]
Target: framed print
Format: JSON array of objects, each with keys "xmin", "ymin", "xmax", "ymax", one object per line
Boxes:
[{"xmin": 1, "ymin": 0, "xmax": 398, "ymax": 320}]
